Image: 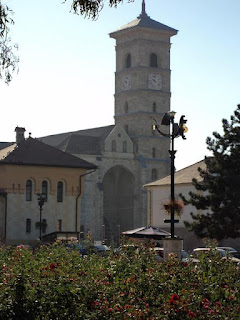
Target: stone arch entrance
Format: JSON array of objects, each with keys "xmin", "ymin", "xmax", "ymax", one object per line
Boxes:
[{"xmin": 103, "ymin": 165, "xmax": 135, "ymax": 245}]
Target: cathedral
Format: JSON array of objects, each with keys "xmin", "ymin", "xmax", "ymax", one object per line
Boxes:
[{"xmin": 41, "ymin": 1, "xmax": 178, "ymax": 245}]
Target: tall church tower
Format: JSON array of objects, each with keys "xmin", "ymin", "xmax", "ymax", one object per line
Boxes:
[
  {"xmin": 40, "ymin": 2, "xmax": 178, "ymax": 243},
  {"xmin": 110, "ymin": 1, "xmax": 178, "ymax": 186}
]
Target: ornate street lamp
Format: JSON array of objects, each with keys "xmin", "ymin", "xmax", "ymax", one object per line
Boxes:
[
  {"xmin": 152, "ymin": 111, "xmax": 188, "ymax": 238},
  {"xmin": 37, "ymin": 194, "xmax": 46, "ymax": 241}
]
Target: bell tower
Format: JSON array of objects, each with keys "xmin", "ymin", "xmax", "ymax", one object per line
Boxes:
[{"xmin": 110, "ymin": 1, "xmax": 178, "ymax": 183}]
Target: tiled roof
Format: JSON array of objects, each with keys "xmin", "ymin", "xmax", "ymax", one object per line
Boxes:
[
  {"xmin": 110, "ymin": 9, "xmax": 177, "ymax": 36},
  {"xmin": 144, "ymin": 160, "xmax": 206, "ymax": 187},
  {"xmin": 0, "ymin": 142, "xmax": 14, "ymax": 150},
  {"xmin": 0, "ymin": 137, "xmax": 97, "ymax": 170},
  {"xmin": 40, "ymin": 125, "xmax": 114, "ymax": 148},
  {"xmin": 57, "ymin": 134, "xmax": 102, "ymax": 155}
]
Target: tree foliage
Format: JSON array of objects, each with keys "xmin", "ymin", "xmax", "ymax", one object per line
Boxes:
[
  {"xmin": 65, "ymin": 0, "xmax": 133, "ymax": 20},
  {"xmin": 0, "ymin": 3, "xmax": 19, "ymax": 84},
  {"xmin": 181, "ymin": 105, "xmax": 240, "ymax": 240}
]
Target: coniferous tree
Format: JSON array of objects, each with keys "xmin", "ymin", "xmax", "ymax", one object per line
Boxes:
[{"xmin": 182, "ymin": 105, "xmax": 240, "ymax": 240}]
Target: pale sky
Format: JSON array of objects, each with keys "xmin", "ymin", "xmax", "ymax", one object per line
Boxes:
[{"xmin": 1, "ymin": 0, "xmax": 239, "ymax": 170}]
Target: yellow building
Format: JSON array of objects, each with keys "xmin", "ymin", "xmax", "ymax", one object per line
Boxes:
[{"xmin": 0, "ymin": 127, "xmax": 96, "ymax": 245}]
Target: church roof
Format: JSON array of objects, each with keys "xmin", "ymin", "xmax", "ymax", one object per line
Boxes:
[
  {"xmin": 40, "ymin": 125, "xmax": 115, "ymax": 155},
  {"xmin": 57, "ymin": 134, "xmax": 102, "ymax": 155},
  {"xmin": 110, "ymin": 1, "xmax": 177, "ymax": 36},
  {"xmin": 0, "ymin": 137, "xmax": 97, "ymax": 169},
  {"xmin": 144, "ymin": 160, "xmax": 205, "ymax": 187},
  {"xmin": 40, "ymin": 125, "xmax": 114, "ymax": 148}
]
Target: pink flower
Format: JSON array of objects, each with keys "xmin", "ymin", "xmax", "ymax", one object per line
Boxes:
[
  {"xmin": 170, "ymin": 294, "xmax": 179, "ymax": 304},
  {"xmin": 49, "ymin": 263, "xmax": 57, "ymax": 270},
  {"xmin": 16, "ymin": 244, "xmax": 25, "ymax": 249},
  {"xmin": 215, "ymin": 301, "xmax": 222, "ymax": 308},
  {"xmin": 187, "ymin": 311, "xmax": 196, "ymax": 317}
]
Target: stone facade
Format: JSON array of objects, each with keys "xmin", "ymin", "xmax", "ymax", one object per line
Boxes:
[{"xmin": 40, "ymin": 5, "xmax": 178, "ymax": 245}]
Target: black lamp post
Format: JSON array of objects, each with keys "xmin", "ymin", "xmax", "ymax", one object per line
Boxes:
[
  {"xmin": 153, "ymin": 111, "xmax": 187, "ymax": 238},
  {"xmin": 37, "ymin": 194, "xmax": 46, "ymax": 241}
]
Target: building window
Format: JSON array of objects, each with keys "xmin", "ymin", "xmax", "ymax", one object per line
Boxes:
[
  {"xmin": 26, "ymin": 219, "xmax": 31, "ymax": 233},
  {"xmin": 126, "ymin": 53, "xmax": 131, "ymax": 68},
  {"xmin": 153, "ymin": 102, "xmax": 157, "ymax": 112},
  {"xmin": 57, "ymin": 219, "xmax": 62, "ymax": 232},
  {"xmin": 57, "ymin": 181, "xmax": 63, "ymax": 202},
  {"xmin": 124, "ymin": 125, "xmax": 128, "ymax": 134},
  {"xmin": 150, "ymin": 53, "xmax": 158, "ymax": 67},
  {"xmin": 42, "ymin": 180, "xmax": 48, "ymax": 201},
  {"xmin": 151, "ymin": 169, "xmax": 158, "ymax": 181},
  {"xmin": 124, "ymin": 102, "xmax": 128, "ymax": 113},
  {"xmin": 26, "ymin": 180, "xmax": 32, "ymax": 201},
  {"xmin": 152, "ymin": 148, "xmax": 156, "ymax": 158},
  {"xmin": 123, "ymin": 141, "xmax": 127, "ymax": 153},
  {"xmin": 112, "ymin": 140, "xmax": 116, "ymax": 152}
]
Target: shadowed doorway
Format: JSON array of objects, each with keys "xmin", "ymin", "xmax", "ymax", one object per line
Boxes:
[{"xmin": 103, "ymin": 165, "xmax": 134, "ymax": 245}]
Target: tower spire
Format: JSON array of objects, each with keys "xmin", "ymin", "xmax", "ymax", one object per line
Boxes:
[
  {"xmin": 142, "ymin": 0, "xmax": 146, "ymax": 14},
  {"xmin": 138, "ymin": 0, "xmax": 148, "ymax": 18}
]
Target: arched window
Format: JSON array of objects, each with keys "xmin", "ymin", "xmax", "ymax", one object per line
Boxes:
[
  {"xmin": 26, "ymin": 179, "xmax": 32, "ymax": 201},
  {"xmin": 153, "ymin": 102, "xmax": 157, "ymax": 112},
  {"xmin": 152, "ymin": 147, "xmax": 156, "ymax": 158},
  {"xmin": 112, "ymin": 140, "xmax": 116, "ymax": 152},
  {"xmin": 57, "ymin": 219, "xmax": 62, "ymax": 232},
  {"xmin": 151, "ymin": 169, "xmax": 158, "ymax": 181},
  {"xmin": 126, "ymin": 54, "xmax": 131, "ymax": 68},
  {"xmin": 26, "ymin": 219, "xmax": 31, "ymax": 233},
  {"xmin": 57, "ymin": 181, "xmax": 63, "ymax": 202},
  {"xmin": 42, "ymin": 180, "xmax": 48, "ymax": 201},
  {"xmin": 124, "ymin": 102, "xmax": 129, "ymax": 113},
  {"xmin": 150, "ymin": 53, "xmax": 158, "ymax": 67},
  {"xmin": 123, "ymin": 141, "xmax": 127, "ymax": 153}
]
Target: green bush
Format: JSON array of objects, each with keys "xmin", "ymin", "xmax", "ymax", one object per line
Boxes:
[{"xmin": 0, "ymin": 242, "xmax": 239, "ymax": 319}]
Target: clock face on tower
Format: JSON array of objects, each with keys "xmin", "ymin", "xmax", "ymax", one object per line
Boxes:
[
  {"xmin": 121, "ymin": 74, "xmax": 131, "ymax": 91},
  {"xmin": 148, "ymin": 73, "xmax": 162, "ymax": 90}
]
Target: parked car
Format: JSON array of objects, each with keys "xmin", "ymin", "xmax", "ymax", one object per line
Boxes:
[
  {"xmin": 217, "ymin": 246, "xmax": 237, "ymax": 253},
  {"xmin": 191, "ymin": 247, "xmax": 240, "ymax": 264},
  {"xmin": 154, "ymin": 247, "xmax": 189, "ymax": 262},
  {"xmin": 229, "ymin": 251, "xmax": 240, "ymax": 259},
  {"xmin": 191, "ymin": 247, "xmax": 227, "ymax": 259},
  {"xmin": 93, "ymin": 244, "xmax": 111, "ymax": 255},
  {"xmin": 65, "ymin": 243, "xmax": 87, "ymax": 255}
]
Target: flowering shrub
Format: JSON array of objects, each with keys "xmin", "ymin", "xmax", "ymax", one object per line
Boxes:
[{"xmin": 0, "ymin": 242, "xmax": 239, "ymax": 319}]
